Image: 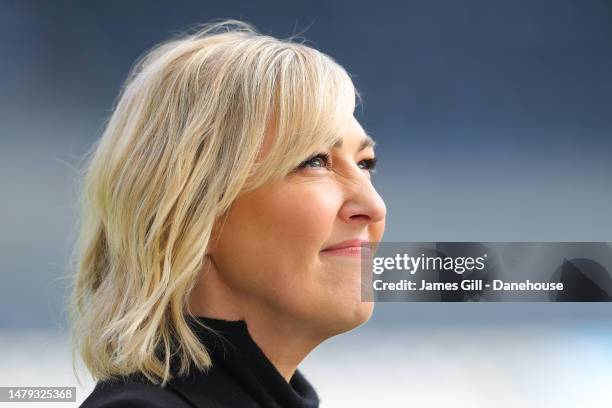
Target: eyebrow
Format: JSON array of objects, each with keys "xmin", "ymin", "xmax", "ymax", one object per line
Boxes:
[{"xmin": 332, "ymin": 134, "xmax": 376, "ymax": 151}]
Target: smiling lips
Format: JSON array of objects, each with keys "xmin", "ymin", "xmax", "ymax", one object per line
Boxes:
[{"xmin": 320, "ymin": 239, "xmax": 371, "ymax": 257}]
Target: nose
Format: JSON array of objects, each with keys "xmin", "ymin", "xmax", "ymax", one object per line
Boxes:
[{"xmin": 337, "ymin": 174, "xmax": 387, "ymax": 225}]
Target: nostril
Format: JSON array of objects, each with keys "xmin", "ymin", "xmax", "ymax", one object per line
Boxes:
[{"xmin": 349, "ymin": 214, "xmax": 370, "ymax": 222}]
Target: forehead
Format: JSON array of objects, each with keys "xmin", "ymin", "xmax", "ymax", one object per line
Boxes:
[{"xmin": 331, "ymin": 118, "xmax": 376, "ymax": 151}]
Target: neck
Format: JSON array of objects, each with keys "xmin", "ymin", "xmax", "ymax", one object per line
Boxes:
[
  {"xmin": 189, "ymin": 262, "xmax": 324, "ymax": 382},
  {"xmin": 240, "ymin": 312, "xmax": 321, "ymax": 381}
]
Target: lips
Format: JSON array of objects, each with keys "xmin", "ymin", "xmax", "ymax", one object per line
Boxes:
[{"xmin": 322, "ymin": 238, "xmax": 369, "ymax": 252}]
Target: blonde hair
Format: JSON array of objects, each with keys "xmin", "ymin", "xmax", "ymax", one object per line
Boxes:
[{"xmin": 68, "ymin": 19, "xmax": 359, "ymax": 386}]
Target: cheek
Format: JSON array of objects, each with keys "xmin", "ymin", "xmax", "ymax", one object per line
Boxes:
[
  {"xmin": 261, "ymin": 184, "xmax": 339, "ymax": 259},
  {"xmin": 214, "ymin": 182, "xmax": 340, "ymax": 293}
]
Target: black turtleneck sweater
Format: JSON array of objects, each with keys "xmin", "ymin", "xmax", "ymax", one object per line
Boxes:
[{"xmin": 80, "ymin": 316, "xmax": 320, "ymax": 408}]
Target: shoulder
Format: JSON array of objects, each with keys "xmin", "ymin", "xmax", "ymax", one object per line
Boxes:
[{"xmin": 80, "ymin": 375, "xmax": 194, "ymax": 408}]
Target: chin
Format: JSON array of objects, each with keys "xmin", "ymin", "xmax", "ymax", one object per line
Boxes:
[
  {"xmin": 322, "ymin": 300, "xmax": 374, "ymax": 336},
  {"xmin": 352, "ymin": 300, "xmax": 375, "ymax": 327}
]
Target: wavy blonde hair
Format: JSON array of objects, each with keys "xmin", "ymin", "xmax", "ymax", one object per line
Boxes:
[{"xmin": 68, "ymin": 19, "xmax": 359, "ymax": 386}]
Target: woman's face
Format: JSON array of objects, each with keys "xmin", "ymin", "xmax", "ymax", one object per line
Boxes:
[{"xmin": 208, "ymin": 116, "xmax": 386, "ymax": 336}]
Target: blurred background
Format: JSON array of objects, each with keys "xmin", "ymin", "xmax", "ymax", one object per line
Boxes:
[{"xmin": 1, "ymin": 0, "xmax": 611, "ymax": 406}]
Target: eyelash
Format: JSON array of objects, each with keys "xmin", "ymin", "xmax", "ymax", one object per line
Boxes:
[{"xmin": 296, "ymin": 153, "xmax": 378, "ymax": 175}]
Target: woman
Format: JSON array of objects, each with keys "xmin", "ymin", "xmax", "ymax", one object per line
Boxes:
[{"xmin": 72, "ymin": 19, "xmax": 386, "ymax": 408}]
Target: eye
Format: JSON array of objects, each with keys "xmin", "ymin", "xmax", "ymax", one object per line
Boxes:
[
  {"xmin": 296, "ymin": 153, "xmax": 331, "ymax": 170},
  {"xmin": 358, "ymin": 157, "xmax": 378, "ymax": 175}
]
